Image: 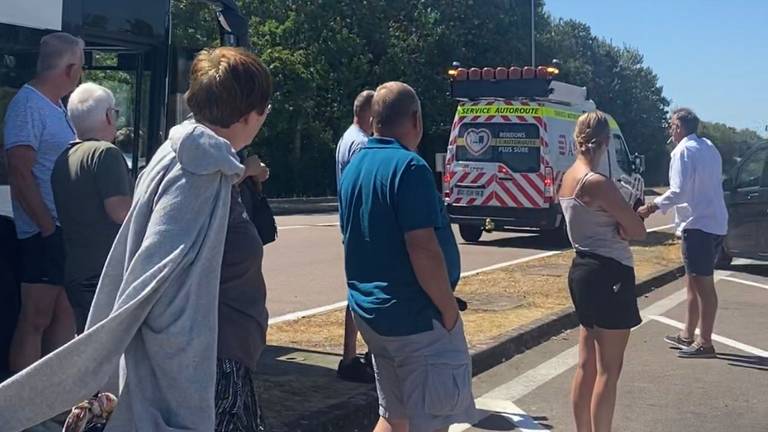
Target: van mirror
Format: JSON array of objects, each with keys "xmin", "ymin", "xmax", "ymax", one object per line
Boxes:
[{"xmin": 632, "ymin": 154, "xmax": 646, "ymax": 174}]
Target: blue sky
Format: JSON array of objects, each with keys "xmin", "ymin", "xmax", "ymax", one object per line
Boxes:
[{"xmin": 544, "ymin": 0, "xmax": 767, "ymax": 136}]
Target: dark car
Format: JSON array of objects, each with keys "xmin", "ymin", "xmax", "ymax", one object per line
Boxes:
[{"xmin": 719, "ymin": 141, "xmax": 768, "ymax": 266}]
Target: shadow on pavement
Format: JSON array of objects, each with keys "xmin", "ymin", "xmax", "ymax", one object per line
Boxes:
[
  {"xmin": 254, "ymin": 345, "xmax": 377, "ymax": 432},
  {"xmin": 474, "ymin": 411, "xmax": 553, "ymax": 430},
  {"xmin": 717, "ymin": 352, "xmax": 768, "ymax": 372},
  {"xmin": 725, "ymin": 264, "xmax": 768, "ymax": 278}
]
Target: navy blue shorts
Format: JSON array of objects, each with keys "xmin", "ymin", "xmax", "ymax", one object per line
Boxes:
[
  {"xmin": 19, "ymin": 226, "xmax": 65, "ymax": 285},
  {"xmin": 681, "ymin": 229, "xmax": 724, "ymax": 277}
]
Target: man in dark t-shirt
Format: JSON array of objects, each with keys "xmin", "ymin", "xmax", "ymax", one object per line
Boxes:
[{"xmin": 52, "ymin": 83, "xmax": 132, "ymax": 332}]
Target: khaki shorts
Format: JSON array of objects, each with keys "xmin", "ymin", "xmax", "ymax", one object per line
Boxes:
[{"xmin": 354, "ymin": 315, "xmax": 478, "ymax": 431}]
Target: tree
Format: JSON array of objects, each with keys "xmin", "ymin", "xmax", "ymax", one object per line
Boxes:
[
  {"xmin": 538, "ymin": 18, "xmax": 670, "ymax": 185},
  {"xmin": 169, "ymin": 0, "xmax": 676, "ymax": 194},
  {"xmin": 700, "ymin": 121, "xmax": 763, "ymax": 173}
]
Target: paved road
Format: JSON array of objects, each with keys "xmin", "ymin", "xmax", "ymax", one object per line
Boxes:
[
  {"xmin": 452, "ymin": 261, "xmax": 768, "ymax": 432},
  {"xmin": 1, "ymin": 185, "xmax": 674, "ymax": 318},
  {"xmin": 264, "ymin": 207, "xmax": 674, "ymax": 319}
]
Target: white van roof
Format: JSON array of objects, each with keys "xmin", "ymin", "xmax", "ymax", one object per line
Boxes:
[{"xmin": 548, "ymin": 81, "xmax": 596, "ymax": 111}]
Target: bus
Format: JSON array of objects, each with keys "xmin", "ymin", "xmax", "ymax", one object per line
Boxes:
[
  {"xmin": 0, "ymin": 0, "xmax": 247, "ymax": 180},
  {"xmin": 0, "ymin": 0, "xmax": 247, "ymax": 377}
]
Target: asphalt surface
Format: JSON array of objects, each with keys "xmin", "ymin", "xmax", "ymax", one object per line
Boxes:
[
  {"xmin": 1, "ymin": 185, "xmax": 674, "ymax": 318},
  {"xmin": 263, "ymin": 208, "xmax": 673, "ymax": 318},
  {"xmin": 452, "ymin": 261, "xmax": 768, "ymax": 432}
]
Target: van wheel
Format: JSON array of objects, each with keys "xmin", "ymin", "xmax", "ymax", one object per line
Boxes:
[
  {"xmin": 715, "ymin": 245, "xmax": 732, "ymax": 269},
  {"xmin": 459, "ymin": 225, "xmax": 483, "ymax": 243}
]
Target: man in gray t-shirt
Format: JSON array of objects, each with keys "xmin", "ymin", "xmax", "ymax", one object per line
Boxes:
[
  {"xmin": 3, "ymin": 32, "xmax": 84, "ymax": 372},
  {"xmin": 335, "ymin": 90, "xmax": 375, "ymax": 383}
]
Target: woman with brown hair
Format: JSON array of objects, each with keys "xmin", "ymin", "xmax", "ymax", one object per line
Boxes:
[
  {"xmin": 559, "ymin": 111, "xmax": 646, "ymax": 432},
  {"xmin": 0, "ymin": 47, "xmax": 273, "ymax": 432}
]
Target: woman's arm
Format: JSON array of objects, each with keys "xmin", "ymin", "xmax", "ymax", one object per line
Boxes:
[
  {"xmin": 237, "ymin": 155, "xmax": 270, "ymax": 184},
  {"xmin": 586, "ymin": 175, "xmax": 647, "ymax": 241}
]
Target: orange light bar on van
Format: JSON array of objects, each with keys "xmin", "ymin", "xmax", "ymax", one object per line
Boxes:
[
  {"xmin": 546, "ymin": 66, "xmax": 560, "ymax": 76},
  {"xmin": 522, "ymin": 66, "xmax": 536, "ymax": 79}
]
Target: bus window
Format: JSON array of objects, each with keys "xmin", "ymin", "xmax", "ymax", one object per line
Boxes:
[{"xmin": 85, "ymin": 51, "xmax": 152, "ymax": 178}]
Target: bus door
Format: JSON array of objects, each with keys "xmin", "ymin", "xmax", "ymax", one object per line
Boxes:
[{"xmin": 84, "ymin": 49, "xmax": 157, "ymax": 179}]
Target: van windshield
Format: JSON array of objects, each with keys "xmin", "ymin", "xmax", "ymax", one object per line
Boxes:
[{"xmin": 455, "ymin": 122, "xmax": 541, "ymax": 173}]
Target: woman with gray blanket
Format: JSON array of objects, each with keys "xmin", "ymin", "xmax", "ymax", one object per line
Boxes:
[{"xmin": 0, "ymin": 47, "xmax": 273, "ymax": 432}]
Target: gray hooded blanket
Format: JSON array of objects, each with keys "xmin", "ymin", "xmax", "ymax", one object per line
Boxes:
[{"xmin": 0, "ymin": 120, "xmax": 244, "ymax": 431}]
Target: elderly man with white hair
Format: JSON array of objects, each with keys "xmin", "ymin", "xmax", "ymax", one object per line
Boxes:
[
  {"xmin": 4, "ymin": 32, "xmax": 84, "ymax": 373},
  {"xmin": 52, "ymin": 82, "xmax": 133, "ymax": 333}
]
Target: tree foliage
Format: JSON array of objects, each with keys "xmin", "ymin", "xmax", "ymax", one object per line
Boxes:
[
  {"xmin": 700, "ymin": 121, "xmax": 764, "ymax": 173},
  {"xmin": 169, "ymin": 0, "xmax": 683, "ymax": 195}
]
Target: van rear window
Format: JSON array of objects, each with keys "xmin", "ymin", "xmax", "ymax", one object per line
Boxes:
[{"xmin": 455, "ymin": 123, "xmax": 541, "ymax": 173}]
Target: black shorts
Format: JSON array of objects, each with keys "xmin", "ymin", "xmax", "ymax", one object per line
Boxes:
[
  {"xmin": 18, "ymin": 226, "xmax": 65, "ymax": 286},
  {"xmin": 568, "ymin": 252, "xmax": 642, "ymax": 330},
  {"xmin": 66, "ymin": 275, "xmax": 99, "ymax": 333},
  {"xmin": 682, "ymin": 229, "xmax": 723, "ymax": 277}
]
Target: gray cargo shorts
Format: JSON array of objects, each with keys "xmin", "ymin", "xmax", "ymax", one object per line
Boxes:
[{"xmin": 354, "ymin": 315, "xmax": 478, "ymax": 431}]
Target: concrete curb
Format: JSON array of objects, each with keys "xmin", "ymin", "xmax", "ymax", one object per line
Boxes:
[
  {"xmin": 269, "ymin": 197, "xmax": 338, "ymax": 216},
  {"xmin": 279, "ymin": 264, "xmax": 686, "ymax": 431}
]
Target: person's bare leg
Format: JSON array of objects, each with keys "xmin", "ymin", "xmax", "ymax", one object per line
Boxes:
[
  {"xmin": 572, "ymin": 327, "xmax": 597, "ymax": 432},
  {"xmin": 42, "ymin": 288, "xmax": 75, "ymax": 354},
  {"xmin": 373, "ymin": 416, "xmax": 408, "ymax": 432},
  {"xmin": 682, "ymin": 275, "xmax": 700, "ymax": 340},
  {"xmin": 342, "ymin": 306, "xmax": 359, "ymax": 362},
  {"xmin": 590, "ymin": 327, "xmax": 630, "ymax": 432},
  {"xmin": 8, "ymin": 283, "xmax": 59, "ymax": 371},
  {"xmin": 691, "ymin": 275, "xmax": 718, "ymax": 346}
]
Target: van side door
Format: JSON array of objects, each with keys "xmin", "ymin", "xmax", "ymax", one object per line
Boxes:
[{"xmin": 726, "ymin": 146, "xmax": 768, "ymax": 258}]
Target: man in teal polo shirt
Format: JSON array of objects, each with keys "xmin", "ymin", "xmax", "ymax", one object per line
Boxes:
[{"xmin": 339, "ymin": 82, "xmax": 476, "ymax": 432}]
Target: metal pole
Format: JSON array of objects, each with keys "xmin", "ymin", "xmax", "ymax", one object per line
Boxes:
[{"xmin": 531, "ymin": 0, "xmax": 536, "ymax": 66}]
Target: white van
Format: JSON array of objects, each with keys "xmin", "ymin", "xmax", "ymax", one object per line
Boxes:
[{"xmin": 443, "ymin": 65, "xmax": 646, "ymax": 242}]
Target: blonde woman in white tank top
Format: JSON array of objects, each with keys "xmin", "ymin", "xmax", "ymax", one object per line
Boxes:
[{"xmin": 559, "ymin": 112, "xmax": 646, "ymax": 432}]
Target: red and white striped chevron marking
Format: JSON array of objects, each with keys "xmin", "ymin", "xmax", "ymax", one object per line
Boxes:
[{"xmin": 446, "ymin": 101, "xmax": 550, "ymax": 209}]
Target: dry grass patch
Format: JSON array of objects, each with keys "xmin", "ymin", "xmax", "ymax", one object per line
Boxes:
[{"xmin": 268, "ymin": 232, "xmax": 681, "ymax": 353}]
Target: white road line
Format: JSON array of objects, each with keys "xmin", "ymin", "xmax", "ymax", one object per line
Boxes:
[
  {"xmin": 450, "ymin": 399, "xmax": 546, "ymax": 432},
  {"xmin": 460, "ymin": 251, "xmax": 563, "ymax": 277},
  {"xmin": 278, "ymin": 222, "xmax": 340, "ymax": 230},
  {"xmin": 720, "ymin": 276, "xmax": 768, "ymax": 291},
  {"xmin": 479, "ymin": 284, "xmax": 689, "ymax": 403},
  {"xmin": 268, "ymin": 300, "xmax": 348, "ymax": 325},
  {"xmin": 648, "ymin": 315, "xmax": 768, "ymax": 357},
  {"xmin": 648, "ymin": 223, "xmax": 675, "ymax": 232},
  {"xmin": 269, "ymin": 221, "xmax": 677, "ymax": 323}
]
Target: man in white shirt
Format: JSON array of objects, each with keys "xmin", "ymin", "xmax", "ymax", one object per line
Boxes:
[
  {"xmin": 639, "ymin": 108, "xmax": 728, "ymax": 359},
  {"xmin": 335, "ymin": 90, "xmax": 375, "ymax": 383}
]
